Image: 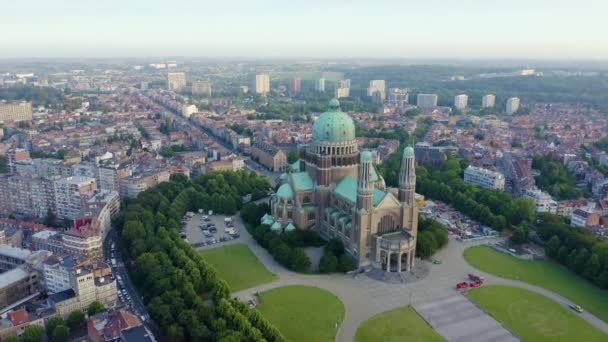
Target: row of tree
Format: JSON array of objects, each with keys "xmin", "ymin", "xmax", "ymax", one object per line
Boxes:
[
  {"xmin": 538, "ymin": 213, "xmax": 608, "ymax": 289},
  {"xmin": 119, "ymin": 171, "xmax": 284, "ymax": 341}
]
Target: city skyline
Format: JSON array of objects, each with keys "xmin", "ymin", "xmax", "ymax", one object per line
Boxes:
[{"xmin": 2, "ymin": 0, "xmax": 608, "ymax": 59}]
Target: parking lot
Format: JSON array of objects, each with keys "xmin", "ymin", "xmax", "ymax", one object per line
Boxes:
[
  {"xmin": 181, "ymin": 211, "xmax": 245, "ymax": 250},
  {"xmin": 421, "ymin": 199, "xmax": 500, "ymax": 242}
]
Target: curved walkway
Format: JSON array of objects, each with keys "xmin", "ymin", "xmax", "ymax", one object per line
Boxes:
[{"xmin": 231, "ymin": 216, "xmax": 608, "ymax": 341}]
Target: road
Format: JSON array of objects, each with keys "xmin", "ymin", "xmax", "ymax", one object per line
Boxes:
[
  {"xmin": 228, "ymin": 220, "xmax": 608, "ymax": 341},
  {"xmin": 104, "ymin": 229, "xmax": 161, "ymax": 341}
]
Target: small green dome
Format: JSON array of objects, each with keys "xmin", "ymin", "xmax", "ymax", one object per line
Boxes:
[
  {"xmin": 403, "ymin": 146, "xmax": 414, "ymax": 157},
  {"xmin": 271, "ymin": 221, "xmax": 282, "ymax": 231},
  {"xmin": 279, "ymin": 173, "xmax": 288, "ymax": 181},
  {"xmin": 312, "ymin": 99, "xmax": 356, "ymax": 143},
  {"xmin": 276, "ymin": 183, "xmax": 294, "ymax": 200},
  {"xmin": 361, "ymin": 150, "xmax": 373, "ymax": 162}
]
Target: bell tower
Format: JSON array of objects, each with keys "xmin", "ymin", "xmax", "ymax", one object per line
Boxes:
[{"xmin": 398, "ymin": 146, "xmax": 416, "ymax": 206}]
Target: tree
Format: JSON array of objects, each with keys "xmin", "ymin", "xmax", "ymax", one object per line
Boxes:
[
  {"xmin": 545, "ymin": 235, "xmax": 561, "ymax": 258},
  {"xmin": 87, "ymin": 301, "xmax": 106, "ymax": 316},
  {"xmin": 46, "ymin": 316, "xmax": 65, "ymax": 335},
  {"xmin": 584, "ymin": 253, "xmax": 601, "ymax": 280},
  {"xmin": 22, "ymin": 325, "xmax": 45, "ymax": 342},
  {"xmin": 43, "ymin": 208, "xmax": 57, "ymax": 227},
  {"xmin": 3, "ymin": 336, "xmax": 18, "ymax": 342},
  {"xmin": 504, "ymin": 198, "xmax": 536, "ymax": 225},
  {"xmin": 287, "ymin": 149, "xmax": 300, "ymax": 164},
  {"xmin": 66, "ymin": 310, "xmax": 85, "ymax": 330},
  {"xmin": 573, "ymin": 248, "xmax": 589, "ymax": 275},
  {"xmin": 51, "ymin": 325, "xmax": 70, "ymax": 342},
  {"xmin": 511, "ymin": 224, "xmax": 529, "ymax": 244},
  {"xmin": 319, "ymin": 252, "xmax": 338, "ymax": 273},
  {"xmin": 557, "ymin": 246, "xmax": 570, "ymax": 265},
  {"xmin": 338, "ymin": 254, "xmax": 357, "ymax": 273},
  {"xmin": 290, "ymin": 248, "xmax": 311, "ymax": 272}
]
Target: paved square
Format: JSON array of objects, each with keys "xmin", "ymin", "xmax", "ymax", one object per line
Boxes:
[{"xmin": 414, "ymin": 294, "xmax": 520, "ymax": 342}]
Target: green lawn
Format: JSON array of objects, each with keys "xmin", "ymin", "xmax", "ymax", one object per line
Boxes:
[
  {"xmin": 200, "ymin": 243, "xmax": 277, "ymax": 292},
  {"xmin": 257, "ymin": 285, "xmax": 345, "ymax": 342},
  {"xmin": 467, "ymin": 285, "xmax": 607, "ymax": 342},
  {"xmin": 355, "ymin": 306, "xmax": 445, "ymax": 342},
  {"xmin": 464, "ymin": 245, "xmax": 608, "ymax": 323}
]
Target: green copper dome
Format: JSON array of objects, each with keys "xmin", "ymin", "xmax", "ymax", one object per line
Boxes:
[
  {"xmin": 276, "ymin": 183, "xmax": 294, "ymax": 200},
  {"xmin": 361, "ymin": 150, "xmax": 373, "ymax": 162},
  {"xmin": 312, "ymin": 99, "xmax": 356, "ymax": 143},
  {"xmin": 403, "ymin": 146, "xmax": 414, "ymax": 157}
]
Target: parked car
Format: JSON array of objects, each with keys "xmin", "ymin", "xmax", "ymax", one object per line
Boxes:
[
  {"xmin": 456, "ymin": 282, "xmax": 468, "ymax": 289},
  {"xmin": 231, "ymin": 233, "xmax": 240, "ymax": 238},
  {"xmin": 432, "ymin": 259, "xmax": 442, "ymax": 264},
  {"xmin": 469, "ymin": 281, "xmax": 482, "ymax": 288},
  {"xmin": 468, "ymin": 273, "xmax": 484, "ymax": 282},
  {"xmin": 569, "ymin": 304, "xmax": 584, "ymax": 313}
]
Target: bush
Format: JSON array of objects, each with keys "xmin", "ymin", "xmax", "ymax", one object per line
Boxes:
[
  {"xmin": 87, "ymin": 301, "xmax": 106, "ymax": 316},
  {"xmin": 66, "ymin": 310, "xmax": 85, "ymax": 330},
  {"xmin": 51, "ymin": 325, "xmax": 70, "ymax": 342},
  {"xmin": 338, "ymin": 254, "xmax": 357, "ymax": 273},
  {"xmin": 319, "ymin": 252, "xmax": 338, "ymax": 273}
]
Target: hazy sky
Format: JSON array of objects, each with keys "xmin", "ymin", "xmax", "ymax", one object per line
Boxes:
[{"xmin": 2, "ymin": 0, "xmax": 608, "ymax": 59}]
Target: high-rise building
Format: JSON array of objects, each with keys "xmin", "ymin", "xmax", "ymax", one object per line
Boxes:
[
  {"xmin": 454, "ymin": 94, "xmax": 468, "ymax": 111},
  {"xmin": 387, "ymin": 88, "xmax": 409, "ymax": 108},
  {"xmin": 53, "ymin": 176, "xmax": 97, "ymax": 220},
  {"xmin": 290, "ymin": 77, "xmax": 301, "ymax": 93},
  {"xmin": 482, "ymin": 94, "xmax": 496, "ymax": 108},
  {"xmin": 506, "ymin": 97, "xmax": 520, "ymax": 114},
  {"xmin": 255, "ymin": 73, "xmax": 271, "ymax": 95},
  {"xmin": 334, "ymin": 79, "xmax": 351, "ymax": 99},
  {"xmin": 0, "ymin": 102, "xmax": 33, "ymax": 123},
  {"xmin": 167, "ymin": 72, "xmax": 186, "ymax": 91},
  {"xmin": 416, "ymin": 94, "xmax": 438, "ymax": 110},
  {"xmin": 464, "ymin": 166, "xmax": 505, "ymax": 190},
  {"xmin": 140, "ymin": 82, "xmax": 148, "ymax": 91},
  {"xmin": 192, "ymin": 81, "xmax": 212, "ymax": 96},
  {"xmin": 367, "ymin": 80, "xmax": 386, "ymax": 99},
  {"xmin": 315, "ymin": 78, "xmax": 325, "ymax": 92}
]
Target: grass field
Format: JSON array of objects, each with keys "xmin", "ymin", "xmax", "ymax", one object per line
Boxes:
[
  {"xmin": 467, "ymin": 285, "xmax": 607, "ymax": 342},
  {"xmin": 200, "ymin": 243, "xmax": 277, "ymax": 292},
  {"xmin": 355, "ymin": 306, "xmax": 445, "ymax": 342},
  {"xmin": 257, "ymin": 285, "xmax": 345, "ymax": 342},
  {"xmin": 464, "ymin": 245, "xmax": 608, "ymax": 323}
]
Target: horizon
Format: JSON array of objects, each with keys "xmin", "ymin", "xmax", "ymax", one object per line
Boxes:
[{"xmin": 2, "ymin": 0, "xmax": 608, "ymax": 59}]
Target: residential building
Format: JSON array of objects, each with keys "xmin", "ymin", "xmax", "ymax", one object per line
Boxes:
[
  {"xmin": 524, "ymin": 189, "xmax": 557, "ymax": 213},
  {"xmin": 206, "ymin": 158, "xmax": 245, "ymax": 172},
  {"xmin": 416, "ymin": 94, "xmax": 438, "ymax": 110},
  {"xmin": 119, "ymin": 171, "xmax": 171, "ymax": 199},
  {"xmin": 49, "ymin": 262, "xmax": 117, "ymax": 316},
  {"xmin": 254, "ymin": 73, "xmax": 270, "ymax": 95},
  {"xmin": 32, "ymin": 230, "xmax": 64, "ymax": 255},
  {"xmin": 250, "ymin": 142, "xmax": 287, "ymax": 172},
  {"xmin": 454, "ymin": 94, "xmax": 468, "ymax": 111},
  {"xmin": 181, "ymin": 104, "xmax": 197, "ymax": 118},
  {"xmin": 506, "ymin": 97, "xmax": 520, "ymax": 114},
  {"xmin": 0, "ymin": 245, "xmax": 49, "ymax": 273},
  {"xmin": 0, "ymin": 174, "xmax": 55, "ymax": 219},
  {"xmin": 6, "ymin": 149, "xmax": 31, "ymax": 174},
  {"xmin": 290, "ymin": 77, "xmax": 301, "ymax": 93},
  {"xmin": 0, "ymin": 268, "xmax": 42, "ymax": 310},
  {"xmin": 482, "ymin": 94, "xmax": 496, "ymax": 108},
  {"xmin": 0, "ymin": 308, "xmax": 46, "ymax": 340},
  {"xmin": 496, "ymin": 156, "xmax": 535, "ymax": 196},
  {"xmin": 270, "ymin": 99, "xmax": 419, "ymax": 271},
  {"xmin": 315, "ymin": 78, "xmax": 325, "ymax": 92},
  {"xmin": 414, "ymin": 142, "xmax": 448, "ymax": 167},
  {"xmin": 87, "ymin": 309, "xmax": 149, "ymax": 342},
  {"xmin": 167, "ymin": 72, "xmax": 186, "ymax": 91},
  {"xmin": 557, "ymin": 199, "xmax": 590, "ymax": 217},
  {"xmin": 191, "ymin": 80, "xmax": 212, "ymax": 96},
  {"xmin": 43, "ymin": 255, "xmax": 88, "ymax": 294},
  {"xmin": 571, "ymin": 209, "xmax": 600, "ymax": 228},
  {"xmin": 334, "ymin": 79, "xmax": 350, "ymax": 99},
  {"xmin": 53, "ymin": 176, "xmax": 97, "ymax": 221},
  {"xmin": 387, "ymin": 88, "xmax": 409, "ymax": 108},
  {"xmin": 0, "ymin": 102, "xmax": 33, "ymax": 123},
  {"xmin": 463, "ymin": 165, "xmax": 505, "ymax": 190}
]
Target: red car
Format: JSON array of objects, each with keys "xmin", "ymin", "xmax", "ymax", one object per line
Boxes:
[
  {"xmin": 456, "ymin": 282, "xmax": 469, "ymax": 289},
  {"xmin": 469, "ymin": 281, "xmax": 482, "ymax": 288}
]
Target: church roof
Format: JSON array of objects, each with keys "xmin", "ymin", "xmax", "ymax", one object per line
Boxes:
[
  {"xmin": 291, "ymin": 172, "xmax": 314, "ymax": 191},
  {"xmin": 271, "ymin": 221, "xmax": 282, "ymax": 231},
  {"xmin": 312, "ymin": 99, "xmax": 356, "ymax": 143},
  {"xmin": 334, "ymin": 176, "xmax": 386, "ymax": 206},
  {"xmin": 261, "ymin": 214, "xmax": 274, "ymax": 225},
  {"xmin": 290, "ymin": 159, "xmax": 301, "ymax": 172},
  {"xmin": 285, "ymin": 223, "xmax": 296, "ymax": 232},
  {"xmin": 277, "ymin": 183, "xmax": 294, "ymax": 200}
]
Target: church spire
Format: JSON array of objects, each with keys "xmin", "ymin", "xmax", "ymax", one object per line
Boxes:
[{"xmin": 398, "ymin": 146, "xmax": 416, "ymax": 205}]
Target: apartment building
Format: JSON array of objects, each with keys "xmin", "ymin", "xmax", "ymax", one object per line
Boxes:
[
  {"xmin": 191, "ymin": 80, "xmax": 212, "ymax": 96},
  {"xmin": 523, "ymin": 189, "xmax": 557, "ymax": 213},
  {"xmin": 53, "ymin": 176, "xmax": 97, "ymax": 221},
  {"xmin": 254, "ymin": 73, "xmax": 270, "ymax": 95},
  {"xmin": 464, "ymin": 165, "xmax": 505, "ymax": 190},
  {"xmin": 334, "ymin": 79, "xmax": 351, "ymax": 99},
  {"xmin": 250, "ymin": 142, "xmax": 287, "ymax": 172},
  {"xmin": 167, "ymin": 72, "xmax": 186, "ymax": 91},
  {"xmin": 482, "ymin": 94, "xmax": 496, "ymax": 108},
  {"xmin": 506, "ymin": 97, "xmax": 520, "ymax": 114},
  {"xmin": 0, "ymin": 102, "xmax": 33, "ymax": 123},
  {"xmin": 417, "ymin": 94, "xmax": 438, "ymax": 110}
]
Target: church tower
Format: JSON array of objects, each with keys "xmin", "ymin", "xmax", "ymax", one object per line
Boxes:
[
  {"xmin": 356, "ymin": 151, "xmax": 374, "ymax": 211},
  {"xmin": 398, "ymin": 146, "xmax": 416, "ymax": 205}
]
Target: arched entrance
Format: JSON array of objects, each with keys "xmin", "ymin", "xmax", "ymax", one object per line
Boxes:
[
  {"xmin": 400, "ymin": 253, "xmax": 409, "ymax": 272},
  {"xmin": 389, "ymin": 253, "xmax": 399, "ymax": 272}
]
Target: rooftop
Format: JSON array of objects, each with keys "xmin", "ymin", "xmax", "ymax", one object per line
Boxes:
[
  {"xmin": 0, "ymin": 244, "xmax": 32, "ymax": 260},
  {"xmin": 0, "ymin": 268, "xmax": 29, "ymax": 289}
]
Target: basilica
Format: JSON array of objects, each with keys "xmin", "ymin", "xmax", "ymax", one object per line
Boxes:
[{"xmin": 268, "ymin": 99, "xmax": 419, "ymax": 272}]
